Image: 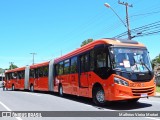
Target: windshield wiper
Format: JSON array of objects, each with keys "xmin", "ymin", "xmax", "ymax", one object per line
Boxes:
[
  {"xmin": 140, "ymin": 61, "xmax": 152, "ymax": 74},
  {"xmin": 114, "ymin": 68, "xmax": 133, "ymax": 75}
]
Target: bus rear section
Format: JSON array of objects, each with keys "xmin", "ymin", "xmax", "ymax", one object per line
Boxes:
[
  {"xmin": 53, "ymin": 39, "xmax": 156, "ymax": 105},
  {"xmin": 5, "ymin": 67, "xmax": 25, "ymax": 90}
]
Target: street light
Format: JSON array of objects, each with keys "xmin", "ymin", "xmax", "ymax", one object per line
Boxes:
[
  {"xmin": 104, "ymin": 3, "xmax": 126, "ymax": 28},
  {"xmin": 104, "ymin": 3, "xmax": 132, "ymax": 40}
]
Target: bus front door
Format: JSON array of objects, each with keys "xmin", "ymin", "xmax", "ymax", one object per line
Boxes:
[{"xmin": 79, "ymin": 54, "xmax": 89, "ymax": 88}]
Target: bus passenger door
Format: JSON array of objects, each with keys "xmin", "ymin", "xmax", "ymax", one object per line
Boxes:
[
  {"xmin": 79, "ymin": 54, "xmax": 89, "ymax": 88},
  {"xmin": 34, "ymin": 69, "xmax": 39, "ymax": 89}
]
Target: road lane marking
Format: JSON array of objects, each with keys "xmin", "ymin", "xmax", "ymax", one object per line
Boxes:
[
  {"xmin": 145, "ymin": 117, "xmax": 160, "ymax": 120},
  {"xmin": 24, "ymin": 92, "xmax": 41, "ymax": 96},
  {"xmin": 140, "ymin": 100, "xmax": 160, "ymax": 104},
  {"xmin": 13, "ymin": 91, "xmax": 41, "ymax": 97},
  {"xmin": 0, "ymin": 101, "xmax": 23, "ymax": 120},
  {"xmin": 0, "ymin": 101, "xmax": 12, "ymax": 111}
]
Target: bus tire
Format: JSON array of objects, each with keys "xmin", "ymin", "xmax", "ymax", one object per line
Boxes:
[
  {"xmin": 93, "ymin": 87, "xmax": 106, "ymax": 106},
  {"xmin": 127, "ymin": 98, "xmax": 139, "ymax": 103},
  {"xmin": 12, "ymin": 85, "xmax": 15, "ymax": 91},
  {"xmin": 30, "ymin": 84, "xmax": 34, "ymax": 92},
  {"xmin": 59, "ymin": 85, "xmax": 63, "ymax": 97}
]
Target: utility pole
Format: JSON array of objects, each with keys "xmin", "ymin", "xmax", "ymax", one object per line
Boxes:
[
  {"xmin": 9, "ymin": 62, "xmax": 14, "ymax": 70},
  {"xmin": 118, "ymin": 0, "xmax": 133, "ymax": 40},
  {"xmin": 30, "ymin": 53, "xmax": 36, "ymax": 65}
]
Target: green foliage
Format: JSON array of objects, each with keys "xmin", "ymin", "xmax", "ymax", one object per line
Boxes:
[
  {"xmin": 152, "ymin": 54, "xmax": 160, "ymax": 69},
  {"xmin": 156, "ymin": 54, "xmax": 160, "ymax": 63},
  {"xmin": 156, "ymin": 86, "xmax": 160, "ymax": 93},
  {"xmin": 9, "ymin": 64, "xmax": 18, "ymax": 70},
  {"xmin": 81, "ymin": 38, "xmax": 94, "ymax": 47}
]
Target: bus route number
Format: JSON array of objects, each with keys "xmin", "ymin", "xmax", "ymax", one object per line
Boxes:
[{"xmin": 130, "ymin": 83, "xmax": 145, "ymax": 87}]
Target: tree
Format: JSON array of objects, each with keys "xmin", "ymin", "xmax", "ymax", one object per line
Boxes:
[
  {"xmin": 9, "ymin": 64, "xmax": 18, "ymax": 70},
  {"xmin": 155, "ymin": 54, "xmax": 160, "ymax": 63},
  {"xmin": 0, "ymin": 68, "xmax": 5, "ymax": 74},
  {"xmin": 152, "ymin": 54, "xmax": 160, "ymax": 69},
  {"xmin": 81, "ymin": 38, "xmax": 94, "ymax": 47},
  {"xmin": 152, "ymin": 59, "xmax": 157, "ymax": 69}
]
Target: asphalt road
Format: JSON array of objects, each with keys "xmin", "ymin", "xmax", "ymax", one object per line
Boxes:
[{"xmin": 0, "ymin": 88, "xmax": 160, "ymax": 120}]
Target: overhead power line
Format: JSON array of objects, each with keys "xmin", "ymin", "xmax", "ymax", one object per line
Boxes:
[
  {"xmin": 114, "ymin": 21, "xmax": 160, "ymax": 39},
  {"xmin": 130, "ymin": 10, "xmax": 160, "ymax": 18}
]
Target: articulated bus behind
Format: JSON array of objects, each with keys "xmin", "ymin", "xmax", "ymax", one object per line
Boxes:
[{"xmin": 5, "ymin": 60, "xmax": 54, "ymax": 92}]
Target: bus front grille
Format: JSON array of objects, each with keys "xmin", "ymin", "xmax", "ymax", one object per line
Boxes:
[{"xmin": 132, "ymin": 86, "xmax": 154, "ymax": 96}]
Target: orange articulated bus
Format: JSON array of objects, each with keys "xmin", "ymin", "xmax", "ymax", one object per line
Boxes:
[
  {"xmin": 53, "ymin": 38, "xmax": 156, "ymax": 105},
  {"xmin": 5, "ymin": 38, "xmax": 156, "ymax": 105}
]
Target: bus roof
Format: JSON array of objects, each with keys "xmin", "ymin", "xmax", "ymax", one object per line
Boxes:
[
  {"xmin": 54, "ymin": 38, "xmax": 145, "ymax": 63},
  {"xmin": 5, "ymin": 67, "xmax": 26, "ymax": 73},
  {"xmin": 30, "ymin": 61, "xmax": 49, "ymax": 69}
]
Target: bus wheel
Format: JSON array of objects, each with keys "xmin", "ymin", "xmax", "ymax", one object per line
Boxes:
[
  {"xmin": 127, "ymin": 98, "xmax": 139, "ymax": 103},
  {"xmin": 93, "ymin": 87, "xmax": 106, "ymax": 106},
  {"xmin": 59, "ymin": 85, "xmax": 63, "ymax": 97},
  {"xmin": 12, "ymin": 85, "xmax": 15, "ymax": 91},
  {"xmin": 30, "ymin": 85, "xmax": 34, "ymax": 92}
]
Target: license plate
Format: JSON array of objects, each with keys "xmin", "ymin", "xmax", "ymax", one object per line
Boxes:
[
  {"xmin": 141, "ymin": 93, "xmax": 148, "ymax": 98},
  {"xmin": 130, "ymin": 83, "xmax": 146, "ymax": 87}
]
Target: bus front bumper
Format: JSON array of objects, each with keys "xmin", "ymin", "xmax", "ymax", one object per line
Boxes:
[{"xmin": 105, "ymin": 83, "xmax": 156, "ymax": 101}]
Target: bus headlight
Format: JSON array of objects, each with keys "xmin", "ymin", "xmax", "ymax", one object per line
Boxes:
[{"xmin": 114, "ymin": 77, "xmax": 129, "ymax": 86}]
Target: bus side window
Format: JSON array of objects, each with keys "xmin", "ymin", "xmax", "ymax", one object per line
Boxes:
[
  {"xmin": 44, "ymin": 66, "xmax": 49, "ymax": 77},
  {"xmin": 8, "ymin": 73, "xmax": 11, "ymax": 80},
  {"xmin": 38, "ymin": 67, "xmax": 44, "ymax": 77},
  {"xmin": 96, "ymin": 49, "xmax": 106, "ymax": 69},
  {"xmin": 12, "ymin": 72, "xmax": 17, "ymax": 79},
  {"xmin": 70, "ymin": 57, "xmax": 77, "ymax": 73},
  {"xmin": 21, "ymin": 71, "xmax": 25, "ymax": 79},
  {"xmin": 55, "ymin": 64, "xmax": 59, "ymax": 76},
  {"xmin": 18, "ymin": 71, "xmax": 22, "ymax": 79},
  {"xmin": 35, "ymin": 69, "xmax": 39, "ymax": 78},
  {"xmin": 80, "ymin": 54, "xmax": 89, "ymax": 73},
  {"xmin": 64, "ymin": 59, "xmax": 70, "ymax": 74},
  {"xmin": 6, "ymin": 73, "xmax": 9, "ymax": 80},
  {"xmin": 89, "ymin": 50, "xmax": 94, "ymax": 71},
  {"xmin": 59, "ymin": 62, "xmax": 64, "ymax": 75},
  {"xmin": 30, "ymin": 69, "xmax": 35, "ymax": 78}
]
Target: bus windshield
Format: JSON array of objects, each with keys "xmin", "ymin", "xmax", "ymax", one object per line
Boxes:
[{"xmin": 110, "ymin": 47, "xmax": 152, "ymax": 73}]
